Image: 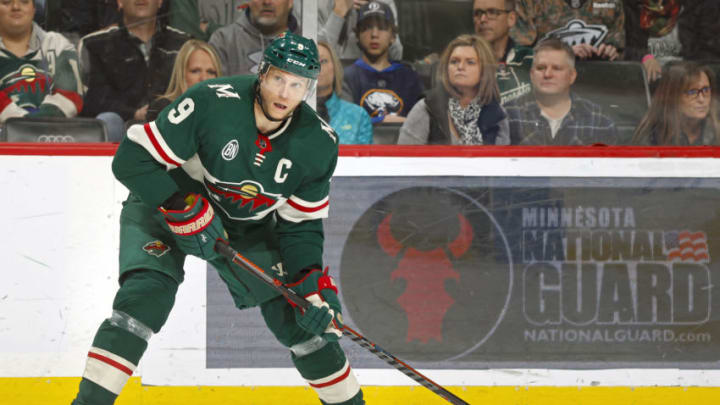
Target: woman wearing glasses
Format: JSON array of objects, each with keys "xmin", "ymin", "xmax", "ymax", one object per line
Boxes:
[
  {"xmin": 632, "ymin": 62, "xmax": 719, "ymax": 145},
  {"xmin": 397, "ymin": 34, "xmax": 509, "ymax": 145}
]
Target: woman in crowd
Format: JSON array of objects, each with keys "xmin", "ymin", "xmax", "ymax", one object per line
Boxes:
[
  {"xmin": 147, "ymin": 39, "xmax": 222, "ymax": 121},
  {"xmin": 316, "ymin": 40, "xmax": 373, "ymax": 144},
  {"xmin": 632, "ymin": 61, "xmax": 719, "ymax": 145},
  {"xmin": 397, "ymin": 34, "xmax": 509, "ymax": 145}
]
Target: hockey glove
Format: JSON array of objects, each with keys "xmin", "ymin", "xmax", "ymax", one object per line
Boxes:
[
  {"xmin": 159, "ymin": 193, "xmax": 226, "ymax": 261},
  {"xmin": 287, "ymin": 267, "xmax": 344, "ymax": 342}
]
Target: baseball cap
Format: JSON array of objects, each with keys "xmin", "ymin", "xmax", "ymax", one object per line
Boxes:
[{"xmin": 357, "ymin": 1, "xmax": 395, "ymax": 27}]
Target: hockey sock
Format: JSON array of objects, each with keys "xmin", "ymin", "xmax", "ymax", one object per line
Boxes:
[
  {"xmin": 73, "ymin": 320, "xmax": 147, "ymax": 405},
  {"xmin": 73, "ymin": 270, "xmax": 178, "ymax": 405},
  {"xmin": 292, "ymin": 341, "xmax": 364, "ymax": 405}
]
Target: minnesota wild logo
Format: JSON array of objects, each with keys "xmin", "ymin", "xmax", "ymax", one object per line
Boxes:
[{"xmin": 143, "ymin": 240, "xmax": 171, "ymax": 257}]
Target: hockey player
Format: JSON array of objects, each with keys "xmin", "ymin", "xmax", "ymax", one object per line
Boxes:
[{"xmin": 71, "ymin": 32, "xmax": 364, "ymax": 405}]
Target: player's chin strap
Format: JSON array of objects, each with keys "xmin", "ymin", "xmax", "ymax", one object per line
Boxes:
[{"xmin": 254, "ymin": 80, "xmax": 286, "ymax": 123}]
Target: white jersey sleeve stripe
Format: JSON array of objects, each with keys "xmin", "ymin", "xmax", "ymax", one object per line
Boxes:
[
  {"xmin": 83, "ymin": 347, "xmax": 137, "ymax": 395},
  {"xmin": 276, "ymin": 200, "xmax": 329, "ymax": 223},
  {"xmin": 306, "ymin": 360, "xmax": 361, "ymax": 403},
  {"xmin": 127, "ymin": 122, "xmax": 186, "ymax": 169},
  {"xmin": 287, "ymin": 195, "xmax": 330, "ymax": 210}
]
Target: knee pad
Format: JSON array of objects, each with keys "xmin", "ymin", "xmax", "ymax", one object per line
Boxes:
[
  {"xmin": 293, "ymin": 341, "xmax": 362, "ymax": 404},
  {"xmin": 112, "ymin": 269, "xmax": 178, "ymax": 334}
]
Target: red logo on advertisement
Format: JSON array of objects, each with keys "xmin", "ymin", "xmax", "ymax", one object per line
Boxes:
[{"xmin": 377, "ymin": 213, "xmax": 473, "ymax": 344}]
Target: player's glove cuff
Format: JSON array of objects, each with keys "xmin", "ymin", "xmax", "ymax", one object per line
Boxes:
[{"xmin": 159, "ymin": 193, "xmax": 226, "ymax": 261}]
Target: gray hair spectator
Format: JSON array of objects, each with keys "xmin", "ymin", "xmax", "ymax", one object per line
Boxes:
[
  {"xmin": 209, "ymin": 0, "xmax": 299, "ymax": 76},
  {"xmin": 506, "ymin": 38, "xmax": 618, "ymax": 145},
  {"xmin": 398, "ymin": 34, "xmax": 510, "ymax": 145}
]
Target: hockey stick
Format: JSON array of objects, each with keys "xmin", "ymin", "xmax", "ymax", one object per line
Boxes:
[{"xmin": 214, "ymin": 241, "xmax": 470, "ymax": 405}]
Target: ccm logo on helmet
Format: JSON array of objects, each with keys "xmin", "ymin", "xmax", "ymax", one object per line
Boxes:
[{"xmin": 287, "ymin": 58, "xmax": 307, "ymax": 67}]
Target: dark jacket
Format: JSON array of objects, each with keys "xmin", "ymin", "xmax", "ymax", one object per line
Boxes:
[
  {"xmin": 424, "ymin": 86, "xmax": 507, "ymax": 145},
  {"xmin": 79, "ymin": 19, "xmax": 189, "ymax": 120}
]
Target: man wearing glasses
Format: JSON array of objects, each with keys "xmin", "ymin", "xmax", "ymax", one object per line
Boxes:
[
  {"xmin": 473, "ymin": 0, "xmax": 533, "ymax": 105},
  {"xmin": 511, "ymin": 0, "xmax": 625, "ymax": 61}
]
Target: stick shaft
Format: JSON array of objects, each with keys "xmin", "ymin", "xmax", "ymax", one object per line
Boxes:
[{"xmin": 214, "ymin": 242, "xmax": 470, "ymax": 405}]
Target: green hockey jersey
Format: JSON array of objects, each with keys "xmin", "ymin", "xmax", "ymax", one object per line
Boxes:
[
  {"xmin": 0, "ymin": 22, "xmax": 83, "ymax": 122},
  {"xmin": 113, "ymin": 75, "xmax": 339, "ymax": 281}
]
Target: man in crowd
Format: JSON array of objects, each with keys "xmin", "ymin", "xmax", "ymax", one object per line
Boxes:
[
  {"xmin": 0, "ymin": 0, "xmax": 82, "ymax": 123},
  {"xmin": 210, "ymin": 0, "xmax": 300, "ymax": 75},
  {"xmin": 512, "ymin": 0, "xmax": 625, "ymax": 61},
  {"xmin": 343, "ymin": 1, "xmax": 422, "ymax": 124},
  {"xmin": 474, "ymin": 0, "xmax": 533, "ymax": 105},
  {"xmin": 506, "ymin": 38, "xmax": 617, "ymax": 145},
  {"xmin": 79, "ymin": 0, "xmax": 189, "ymax": 141}
]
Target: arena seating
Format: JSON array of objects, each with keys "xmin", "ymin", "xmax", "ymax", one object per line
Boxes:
[{"xmin": 0, "ymin": 117, "xmax": 108, "ymax": 143}]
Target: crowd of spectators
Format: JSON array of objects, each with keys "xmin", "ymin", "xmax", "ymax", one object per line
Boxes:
[{"xmin": 1, "ymin": 0, "xmax": 719, "ymax": 146}]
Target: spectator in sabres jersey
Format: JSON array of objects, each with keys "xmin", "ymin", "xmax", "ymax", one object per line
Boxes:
[
  {"xmin": 0, "ymin": 0, "xmax": 82, "ymax": 123},
  {"xmin": 342, "ymin": 0, "xmax": 423, "ymax": 125},
  {"xmin": 147, "ymin": 40, "xmax": 222, "ymax": 122}
]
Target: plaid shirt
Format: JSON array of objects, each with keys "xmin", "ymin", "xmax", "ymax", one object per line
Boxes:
[{"xmin": 506, "ymin": 93, "xmax": 618, "ymax": 145}]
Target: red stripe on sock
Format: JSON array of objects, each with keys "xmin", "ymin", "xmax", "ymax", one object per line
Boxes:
[
  {"xmin": 309, "ymin": 365, "xmax": 351, "ymax": 388},
  {"xmin": 88, "ymin": 351, "xmax": 133, "ymax": 376}
]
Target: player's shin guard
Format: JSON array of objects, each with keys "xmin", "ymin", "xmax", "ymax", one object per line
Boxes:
[{"xmin": 291, "ymin": 340, "xmax": 364, "ymax": 405}]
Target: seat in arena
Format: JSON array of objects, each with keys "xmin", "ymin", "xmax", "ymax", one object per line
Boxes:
[
  {"xmin": 572, "ymin": 61, "xmax": 651, "ymax": 143},
  {"xmin": 0, "ymin": 117, "xmax": 108, "ymax": 142}
]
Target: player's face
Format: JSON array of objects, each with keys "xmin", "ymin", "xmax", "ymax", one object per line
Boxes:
[
  {"xmin": 259, "ymin": 66, "xmax": 310, "ymax": 120},
  {"xmin": 117, "ymin": 0, "xmax": 163, "ymax": 21},
  {"xmin": 448, "ymin": 46, "xmax": 482, "ymax": 92},
  {"xmin": 679, "ymin": 72, "xmax": 712, "ymax": 122},
  {"xmin": 249, "ymin": 0, "xmax": 293, "ymax": 33},
  {"xmin": 0, "ymin": 0, "xmax": 35, "ymax": 36},
  {"xmin": 357, "ymin": 19, "xmax": 394, "ymax": 59},
  {"xmin": 530, "ymin": 49, "xmax": 577, "ymax": 97},
  {"xmin": 473, "ymin": 0, "xmax": 515, "ymax": 46},
  {"xmin": 317, "ymin": 44, "xmax": 335, "ymax": 96},
  {"xmin": 184, "ymin": 49, "xmax": 218, "ymax": 90}
]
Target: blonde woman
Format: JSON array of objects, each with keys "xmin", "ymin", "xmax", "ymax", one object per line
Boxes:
[
  {"xmin": 317, "ymin": 40, "xmax": 373, "ymax": 144},
  {"xmin": 147, "ymin": 39, "xmax": 222, "ymax": 121},
  {"xmin": 398, "ymin": 34, "xmax": 509, "ymax": 145}
]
